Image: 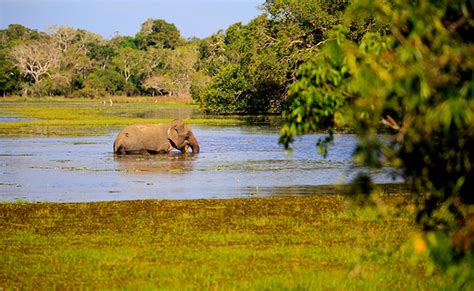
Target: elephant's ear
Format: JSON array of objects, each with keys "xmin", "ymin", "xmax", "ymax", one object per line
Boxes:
[{"xmin": 167, "ymin": 119, "xmax": 185, "ymax": 146}]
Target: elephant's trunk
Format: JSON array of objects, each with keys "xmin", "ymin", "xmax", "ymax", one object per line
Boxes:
[{"xmin": 188, "ymin": 132, "xmax": 200, "ymax": 153}]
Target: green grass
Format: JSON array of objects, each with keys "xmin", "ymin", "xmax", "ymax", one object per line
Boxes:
[
  {"xmin": 0, "ymin": 195, "xmax": 450, "ymax": 289},
  {"xmin": 0, "ymin": 96, "xmax": 242, "ymax": 136}
]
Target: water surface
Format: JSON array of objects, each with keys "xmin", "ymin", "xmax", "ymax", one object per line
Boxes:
[{"xmin": 0, "ymin": 125, "xmax": 401, "ymax": 202}]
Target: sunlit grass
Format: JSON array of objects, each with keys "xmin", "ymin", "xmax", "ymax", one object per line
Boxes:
[
  {"xmin": 0, "ymin": 195, "xmax": 449, "ymax": 289},
  {"xmin": 0, "ymin": 97, "xmax": 242, "ymax": 135}
]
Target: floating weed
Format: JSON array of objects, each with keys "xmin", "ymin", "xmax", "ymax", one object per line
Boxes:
[
  {"xmin": 0, "ymin": 154, "xmax": 36, "ymax": 157},
  {"xmin": 72, "ymin": 142, "xmax": 99, "ymax": 145},
  {"xmin": 52, "ymin": 160, "xmax": 72, "ymax": 163},
  {"xmin": 0, "ymin": 182, "xmax": 22, "ymax": 187}
]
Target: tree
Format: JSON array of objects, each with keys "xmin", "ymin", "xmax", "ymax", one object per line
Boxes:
[
  {"xmin": 0, "ymin": 48, "xmax": 20, "ymax": 96},
  {"xmin": 109, "ymin": 35, "xmax": 138, "ymax": 49},
  {"xmin": 142, "ymin": 48, "xmax": 169, "ymax": 78},
  {"xmin": 193, "ymin": 1, "xmax": 355, "ymax": 114},
  {"xmin": 142, "ymin": 45, "xmax": 198, "ymax": 98},
  {"xmin": 280, "ymin": 0, "xmax": 474, "ymax": 282},
  {"xmin": 0, "ymin": 24, "xmax": 44, "ymax": 46},
  {"xmin": 0, "ymin": 24, "xmax": 47, "ymax": 95},
  {"xmin": 86, "ymin": 42, "xmax": 116, "ymax": 69},
  {"xmin": 79, "ymin": 69, "xmax": 126, "ymax": 97},
  {"xmin": 198, "ymin": 64, "xmax": 250, "ymax": 113},
  {"xmin": 49, "ymin": 26, "xmax": 79, "ymax": 53},
  {"xmin": 111, "ymin": 47, "xmax": 145, "ymax": 83},
  {"xmin": 195, "ymin": 31, "xmax": 227, "ymax": 77},
  {"xmin": 49, "ymin": 26, "xmax": 103, "ymax": 53},
  {"xmin": 10, "ymin": 39, "xmax": 60, "ymax": 84},
  {"xmin": 136, "ymin": 19, "xmax": 183, "ymax": 49},
  {"xmin": 166, "ymin": 45, "xmax": 198, "ymax": 97},
  {"xmin": 142, "ymin": 75, "xmax": 168, "ymax": 96}
]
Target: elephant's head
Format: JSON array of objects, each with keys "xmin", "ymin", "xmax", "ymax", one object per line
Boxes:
[{"xmin": 167, "ymin": 119, "xmax": 200, "ymax": 153}]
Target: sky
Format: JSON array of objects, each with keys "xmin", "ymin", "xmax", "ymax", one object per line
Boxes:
[{"xmin": 0, "ymin": 0, "xmax": 263, "ymax": 39}]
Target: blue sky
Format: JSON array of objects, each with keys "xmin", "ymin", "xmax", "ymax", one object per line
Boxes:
[{"xmin": 0, "ymin": 0, "xmax": 263, "ymax": 39}]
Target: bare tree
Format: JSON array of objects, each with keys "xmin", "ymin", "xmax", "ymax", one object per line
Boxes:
[
  {"xmin": 142, "ymin": 74, "xmax": 171, "ymax": 96},
  {"xmin": 167, "ymin": 46, "xmax": 197, "ymax": 97},
  {"xmin": 143, "ymin": 48, "xmax": 169, "ymax": 78},
  {"xmin": 10, "ymin": 39, "xmax": 61, "ymax": 84},
  {"xmin": 49, "ymin": 25, "xmax": 104, "ymax": 53},
  {"xmin": 49, "ymin": 25, "xmax": 77, "ymax": 52}
]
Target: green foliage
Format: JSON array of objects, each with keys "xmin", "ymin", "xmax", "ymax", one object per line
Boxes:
[
  {"xmin": 280, "ymin": 0, "xmax": 474, "ymax": 281},
  {"xmin": 280, "ymin": 27, "xmax": 351, "ymax": 154},
  {"xmin": 195, "ymin": 32, "xmax": 227, "ymax": 76},
  {"xmin": 193, "ymin": 1, "xmax": 363, "ymax": 114},
  {"xmin": 1, "ymin": 20, "xmax": 194, "ymax": 98},
  {"xmin": 86, "ymin": 42, "xmax": 116, "ymax": 68},
  {"xmin": 0, "ymin": 24, "xmax": 46, "ymax": 46},
  {"xmin": 0, "ymin": 24, "xmax": 46, "ymax": 95},
  {"xmin": 0, "ymin": 48, "xmax": 20, "ymax": 96},
  {"xmin": 190, "ymin": 71, "xmax": 211, "ymax": 100},
  {"xmin": 81, "ymin": 69, "xmax": 127, "ymax": 97},
  {"xmin": 136, "ymin": 19, "xmax": 183, "ymax": 49},
  {"xmin": 110, "ymin": 35, "xmax": 138, "ymax": 49},
  {"xmin": 198, "ymin": 64, "xmax": 250, "ymax": 114}
]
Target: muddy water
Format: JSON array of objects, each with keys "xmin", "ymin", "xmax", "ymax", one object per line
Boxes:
[{"xmin": 0, "ymin": 125, "xmax": 401, "ymax": 202}]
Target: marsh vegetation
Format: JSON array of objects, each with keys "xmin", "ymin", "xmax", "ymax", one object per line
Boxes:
[{"xmin": 0, "ymin": 196, "xmax": 450, "ymax": 289}]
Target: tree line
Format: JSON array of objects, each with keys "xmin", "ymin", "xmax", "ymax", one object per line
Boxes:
[
  {"xmin": 0, "ymin": 19, "xmax": 197, "ymax": 99},
  {"xmin": 1, "ymin": 1, "xmax": 372, "ymax": 114}
]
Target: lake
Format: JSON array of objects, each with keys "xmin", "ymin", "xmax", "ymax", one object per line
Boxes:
[{"xmin": 0, "ymin": 124, "xmax": 402, "ymax": 202}]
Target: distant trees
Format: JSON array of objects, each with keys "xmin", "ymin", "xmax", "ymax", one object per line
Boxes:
[{"xmin": 0, "ymin": 19, "xmax": 196, "ymax": 98}]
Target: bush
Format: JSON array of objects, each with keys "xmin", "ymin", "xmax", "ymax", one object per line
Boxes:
[{"xmin": 198, "ymin": 64, "xmax": 250, "ymax": 114}]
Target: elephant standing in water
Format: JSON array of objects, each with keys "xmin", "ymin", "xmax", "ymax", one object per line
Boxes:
[{"xmin": 114, "ymin": 119, "xmax": 200, "ymax": 154}]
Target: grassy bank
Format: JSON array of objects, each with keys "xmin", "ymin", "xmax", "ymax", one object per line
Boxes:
[
  {"xmin": 0, "ymin": 96, "xmax": 241, "ymax": 136},
  {"xmin": 0, "ymin": 195, "xmax": 448, "ymax": 289}
]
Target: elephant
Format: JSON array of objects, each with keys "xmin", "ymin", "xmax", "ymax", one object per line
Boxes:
[{"xmin": 113, "ymin": 119, "xmax": 200, "ymax": 154}]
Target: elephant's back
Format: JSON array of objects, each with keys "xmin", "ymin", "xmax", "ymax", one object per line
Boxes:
[
  {"xmin": 118, "ymin": 124, "xmax": 162, "ymax": 136},
  {"xmin": 114, "ymin": 124, "xmax": 166, "ymax": 152}
]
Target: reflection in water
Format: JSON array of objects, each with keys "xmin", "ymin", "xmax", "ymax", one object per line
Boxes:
[
  {"xmin": 0, "ymin": 125, "xmax": 403, "ymax": 202},
  {"xmin": 115, "ymin": 154, "xmax": 196, "ymax": 174}
]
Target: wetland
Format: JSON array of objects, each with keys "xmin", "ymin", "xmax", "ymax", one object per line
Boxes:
[
  {"xmin": 0, "ymin": 98, "xmax": 401, "ymax": 202},
  {"xmin": 0, "ymin": 98, "xmax": 452, "ymax": 289}
]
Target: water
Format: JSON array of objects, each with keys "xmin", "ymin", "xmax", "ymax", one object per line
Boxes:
[
  {"xmin": 0, "ymin": 117, "xmax": 35, "ymax": 122},
  {"xmin": 0, "ymin": 125, "xmax": 401, "ymax": 202}
]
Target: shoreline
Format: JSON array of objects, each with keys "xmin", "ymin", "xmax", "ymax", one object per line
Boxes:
[{"xmin": 3, "ymin": 182, "xmax": 409, "ymax": 204}]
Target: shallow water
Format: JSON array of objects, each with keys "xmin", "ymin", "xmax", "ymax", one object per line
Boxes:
[
  {"xmin": 0, "ymin": 117, "xmax": 35, "ymax": 122},
  {"xmin": 0, "ymin": 125, "xmax": 402, "ymax": 202}
]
